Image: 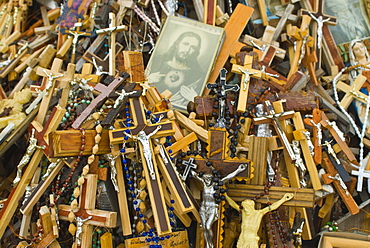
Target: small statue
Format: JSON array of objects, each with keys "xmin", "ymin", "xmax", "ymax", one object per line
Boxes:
[
  {"xmin": 192, "ymin": 164, "xmax": 247, "ymax": 248},
  {"xmin": 225, "ymin": 193, "xmax": 294, "ymax": 248},
  {"xmin": 105, "ymin": 153, "xmax": 120, "ymax": 192}
]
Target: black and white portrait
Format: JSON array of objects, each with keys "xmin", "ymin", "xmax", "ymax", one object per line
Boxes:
[{"xmin": 146, "ymin": 16, "xmax": 224, "ymax": 111}]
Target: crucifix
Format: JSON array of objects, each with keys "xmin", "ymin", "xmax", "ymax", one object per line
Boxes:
[
  {"xmin": 181, "ymin": 157, "xmax": 197, "ymax": 181},
  {"xmin": 64, "ymin": 21, "xmax": 92, "ymax": 63},
  {"xmin": 335, "ymin": 74, "xmax": 368, "ymax": 110},
  {"xmin": 204, "ymin": 4, "xmax": 254, "ymax": 95},
  {"xmin": 231, "ymin": 52, "xmax": 261, "ymax": 113},
  {"xmin": 253, "ymin": 100, "xmax": 296, "ymax": 163},
  {"xmin": 71, "ymin": 74, "xmax": 128, "ymax": 129},
  {"xmin": 58, "ymin": 174, "xmax": 117, "ymax": 247},
  {"xmin": 304, "ymin": 108, "xmax": 323, "ymax": 165},
  {"xmin": 322, "ymin": 153, "xmax": 359, "ymax": 215},
  {"xmin": 109, "ymin": 96, "xmax": 175, "ymax": 235},
  {"xmin": 206, "ymin": 68, "xmax": 239, "ymax": 128},
  {"xmin": 96, "ymin": 12, "xmax": 128, "ymax": 76}
]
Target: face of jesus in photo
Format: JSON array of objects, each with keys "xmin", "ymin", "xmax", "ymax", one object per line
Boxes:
[{"xmin": 175, "ymin": 36, "xmax": 200, "ymax": 61}]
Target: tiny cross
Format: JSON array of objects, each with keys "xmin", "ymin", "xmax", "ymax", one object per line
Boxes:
[
  {"xmin": 308, "ymin": 12, "xmax": 330, "ymax": 50},
  {"xmin": 181, "ymin": 157, "xmax": 197, "ymax": 181}
]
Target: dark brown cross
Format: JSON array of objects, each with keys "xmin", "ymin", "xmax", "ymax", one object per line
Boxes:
[
  {"xmin": 58, "ymin": 174, "xmax": 117, "ymax": 247},
  {"xmin": 109, "ymin": 97, "xmax": 175, "ymax": 144},
  {"xmin": 184, "ymin": 128, "xmax": 252, "ymax": 178},
  {"xmin": 322, "ymin": 154, "xmax": 359, "ymax": 215},
  {"xmin": 72, "ymin": 74, "xmax": 129, "ymax": 129}
]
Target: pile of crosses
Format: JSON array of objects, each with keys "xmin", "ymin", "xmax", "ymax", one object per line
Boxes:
[{"xmin": 0, "ymin": 0, "xmax": 369, "ymax": 247}]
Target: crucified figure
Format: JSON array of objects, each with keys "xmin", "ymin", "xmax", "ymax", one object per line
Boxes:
[
  {"xmin": 192, "ymin": 163, "xmax": 247, "ymax": 248},
  {"xmin": 113, "ymin": 89, "xmax": 137, "ymax": 108},
  {"xmin": 105, "ymin": 153, "xmax": 120, "ymax": 192},
  {"xmin": 43, "ymin": 69, "xmax": 64, "ymax": 96},
  {"xmin": 308, "ymin": 12, "xmax": 330, "ymax": 50},
  {"xmin": 225, "ymin": 193, "xmax": 294, "ymax": 248},
  {"xmin": 124, "ymin": 126, "xmax": 162, "ymax": 180}
]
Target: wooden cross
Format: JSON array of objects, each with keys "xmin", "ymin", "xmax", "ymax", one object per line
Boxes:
[
  {"xmin": 286, "ymin": 15, "xmax": 312, "ymax": 79},
  {"xmin": 181, "ymin": 157, "xmax": 197, "ymax": 181},
  {"xmin": 253, "ymin": 100, "xmax": 296, "ymax": 163},
  {"xmin": 322, "ymin": 153, "xmax": 359, "ymax": 215},
  {"xmin": 65, "ymin": 22, "xmax": 92, "ymax": 63},
  {"xmin": 58, "ymin": 174, "xmax": 117, "ymax": 247},
  {"xmin": 232, "ymin": 53, "xmax": 263, "ymax": 112},
  {"xmin": 336, "ymin": 74, "xmax": 368, "ymax": 110},
  {"xmin": 96, "ymin": 13, "xmax": 128, "ymax": 76},
  {"xmin": 299, "ymin": 0, "xmax": 337, "ymax": 51},
  {"xmin": 299, "ymin": 0, "xmax": 344, "ymax": 70},
  {"xmin": 272, "ymin": 4, "xmax": 297, "ymax": 41},
  {"xmin": 320, "ymin": 112, "xmax": 357, "ymax": 164},
  {"xmin": 109, "ymin": 97, "xmax": 175, "ymax": 235},
  {"xmin": 241, "ymin": 35, "xmax": 286, "ymax": 60},
  {"xmin": 204, "ymin": 4, "xmax": 254, "ymax": 94},
  {"xmin": 109, "ymin": 97, "xmax": 175, "ymax": 144},
  {"xmin": 34, "ymin": 58, "xmax": 75, "ymax": 124},
  {"xmin": 301, "ymin": 41, "xmax": 319, "ymax": 86},
  {"xmin": 38, "ymin": 206, "xmax": 60, "ymax": 248},
  {"xmin": 203, "ymin": 0, "xmax": 216, "ymax": 25},
  {"xmin": 183, "ymin": 127, "xmax": 252, "ymax": 178},
  {"xmin": 71, "ymin": 74, "xmax": 128, "ymax": 129},
  {"xmin": 304, "ymin": 108, "xmax": 323, "ymax": 165}
]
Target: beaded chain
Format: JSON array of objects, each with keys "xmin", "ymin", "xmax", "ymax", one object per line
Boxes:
[
  {"xmin": 67, "ymin": 113, "xmax": 103, "ymax": 237},
  {"xmin": 60, "ymin": 96, "xmax": 92, "ymax": 130}
]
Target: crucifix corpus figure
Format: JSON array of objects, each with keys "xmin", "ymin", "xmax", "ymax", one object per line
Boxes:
[
  {"xmin": 124, "ymin": 126, "xmax": 162, "ymax": 180},
  {"xmin": 308, "ymin": 12, "xmax": 330, "ymax": 50},
  {"xmin": 192, "ymin": 163, "xmax": 247, "ymax": 248},
  {"xmin": 225, "ymin": 193, "xmax": 294, "ymax": 248}
]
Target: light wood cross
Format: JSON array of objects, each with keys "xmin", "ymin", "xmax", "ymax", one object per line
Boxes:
[
  {"xmin": 231, "ymin": 54, "xmax": 261, "ymax": 113},
  {"xmin": 96, "ymin": 12, "xmax": 128, "ymax": 76},
  {"xmin": 58, "ymin": 174, "xmax": 117, "ymax": 247},
  {"xmin": 335, "ymin": 74, "xmax": 368, "ymax": 110},
  {"xmin": 205, "ymin": 4, "xmax": 254, "ymax": 94}
]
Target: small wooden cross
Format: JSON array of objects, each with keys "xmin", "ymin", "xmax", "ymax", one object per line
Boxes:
[
  {"xmin": 206, "ymin": 68, "xmax": 239, "ymax": 128},
  {"xmin": 231, "ymin": 54, "xmax": 261, "ymax": 112},
  {"xmin": 336, "ymin": 74, "xmax": 368, "ymax": 110},
  {"xmin": 301, "ymin": 41, "xmax": 319, "ymax": 86},
  {"xmin": 303, "ymin": 108, "xmax": 323, "ymax": 164},
  {"xmin": 71, "ymin": 74, "xmax": 128, "ymax": 129},
  {"xmin": 58, "ymin": 174, "xmax": 117, "ymax": 247},
  {"xmin": 322, "ymin": 153, "xmax": 359, "ymax": 215},
  {"xmin": 96, "ymin": 13, "xmax": 128, "ymax": 76}
]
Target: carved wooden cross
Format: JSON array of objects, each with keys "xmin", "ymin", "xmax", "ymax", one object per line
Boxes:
[
  {"xmin": 253, "ymin": 100, "xmax": 296, "ymax": 163},
  {"xmin": 72, "ymin": 74, "xmax": 128, "ymax": 129},
  {"xmin": 58, "ymin": 174, "xmax": 117, "ymax": 247},
  {"xmin": 109, "ymin": 97, "xmax": 175, "ymax": 235},
  {"xmin": 96, "ymin": 12, "xmax": 128, "ymax": 76},
  {"xmin": 304, "ymin": 108, "xmax": 323, "ymax": 165},
  {"xmin": 322, "ymin": 153, "xmax": 359, "ymax": 215},
  {"xmin": 231, "ymin": 54, "xmax": 261, "ymax": 113}
]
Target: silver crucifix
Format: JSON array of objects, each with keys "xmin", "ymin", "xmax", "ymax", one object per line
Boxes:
[
  {"xmin": 310, "ymin": 120, "xmax": 322, "ymax": 146},
  {"xmin": 75, "ymin": 216, "xmax": 92, "ymax": 246},
  {"xmin": 114, "ymin": 89, "xmax": 137, "ymax": 109},
  {"xmin": 303, "ymin": 131, "xmax": 315, "ymax": 156},
  {"xmin": 308, "ymin": 12, "xmax": 330, "ymax": 50},
  {"xmin": 322, "ymin": 140, "xmax": 341, "ymax": 165},
  {"xmin": 43, "ymin": 69, "xmax": 64, "ymax": 96},
  {"xmin": 326, "ymin": 120, "xmax": 345, "ymax": 142},
  {"xmin": 238, "ymin": 67, "xmax": 258, "ymax": 90},
  {"xmin": 105, "ymin": 153, "xmax": 120, "ymax": 192},
  {"xmin": 328, "ymin": 173, "xmax": 349, "ymax": 194}
]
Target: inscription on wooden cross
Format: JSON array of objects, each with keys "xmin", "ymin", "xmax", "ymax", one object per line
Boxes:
[
  {"xmin": 58, "ymin": 174, "xmax": 117, "ymax": 247},
  {"xmin": 72, "ymin": 74, "xmax": 129, "ymax": 129}
]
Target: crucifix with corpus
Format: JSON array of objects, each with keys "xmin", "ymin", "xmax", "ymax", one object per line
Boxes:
[
  {"xmin": 109, "ymin": 96, "xmax": 176, "ymax": 236},
  {"xmin": 96, "ymin": 12, "xmax": 128, "ymax": 76}
]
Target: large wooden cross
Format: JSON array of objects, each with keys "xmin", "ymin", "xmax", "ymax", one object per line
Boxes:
[
  {"xmin": 96, "ymin": 12, "xmax": 128, "ymax": 76},
  {"xmin": 109, "ymin": 97, "xmax": 175, "ymax": 236},
  {"xmin": 58, "ymin": 174, "xmax": 117, "ymax": 247},
  {"xmin": 72, "ymin": 74, "xmax": 128, "ymax": 129}
]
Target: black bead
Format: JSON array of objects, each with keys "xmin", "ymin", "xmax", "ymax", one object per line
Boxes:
[
  {"xmin": 220, "ymin": 195, "xmax": 226, "ymax": 200},
  {"xmin": 193, "ymin": 151, "xmax": 199, "ymax": 155},
  {"xmin": 220, "ymin": 188, "xmax": 226, "ymax": 193},
  {"xmin": 181, "ymin": 152, "xmax": 186, "ymax": 158},
  {"xmin": 226, "ymin": 116, "xmax": 231, "ymax": 120},
  {"xmin": 236, "ymin": 124, "xmax": 241, "ymax": 129},
  {"xmin": 240, "ymin": 118, "xmax": 246, "ymax": 124},
  {"xmin": 213, "ymin": 193, "xmax": 220, "ymax": 198},
  {"xmin": 213, "ymin": 177, "xmax": 220, "ymax": 182},
  {"xmin": 206, "ymin": 161, "xmax": 212, "ymax": 167},
  {"xmin": 214, "ymin": 105, "xmax": 219, "ymax": 109},
  {"xmin": 187, "ymin": 151, "xmax": 192, "ymax": 156},
  {"xmin": 225, "ymin": 110, "xmax": 230, "ymax": 115},
  {"xmin": 177, "ymin": 158, "xmax": 183, "ymax": 163},
  {"xmin": 212, "ymin": 170, "xmax": 218, "ymax": 174},
  {"xmin": 226, "ymin": 121, "xmax": 231, "ymax": 125},
  {"xmin": 231, "ymin": 137, "xmax": 236, "ymax": 143},
  {"xmin": 199, "ymin": 172, "xmax": 204, "ymax": 177},
  {"xmin": 214, "ymin": 185, "xmax": 219, "ymax": 190},
  {"xmin": 212, "ymin": 112, "xmax": 217, "ymax": 117},
  {"xmin": 209, "ymin": 123, "xmax": 214, "ymax": 127},
  {"xmin": 218, "ymin": 181, "xmax": 223, "ymax": 186}
]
